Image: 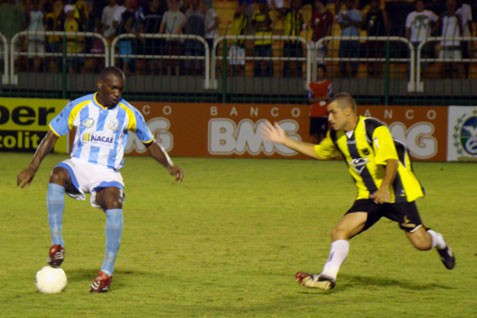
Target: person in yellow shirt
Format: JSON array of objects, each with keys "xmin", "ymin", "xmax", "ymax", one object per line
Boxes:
[
  {"xmin": 279, "ymin": 0, "xmax": 304, "ymax": 77},
  {"xmin": 251, "ymin": 1, "xmax": 273, "ymax": 77},
  {"xmin": 228, "ymin": 1, "xmax": 249, "ymax": 76},
  {"xmin": 44, "ymin": 2, "xmax": 63, "ymax": 72},
  {"xmin": 64, "ymin": 4, "xmax": 85, "ymax": 74},
  {"xmin": 261, "ymin": 92, "xmax": 455, "ymax": 291},
  {"xmin": 74, "ymin": 0, "xmax": 91, "ymax": 30}
]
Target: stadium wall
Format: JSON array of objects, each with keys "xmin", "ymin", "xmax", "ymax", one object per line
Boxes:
[
  {"xmin": 1, "ymin": 98, "xmax": 476, "ymax": 162},
  {"xmin": 128, "ymin": 102, "xmax": 452, "ymax": 161}
]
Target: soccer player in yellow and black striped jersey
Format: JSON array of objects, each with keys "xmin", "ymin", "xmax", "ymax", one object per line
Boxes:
[{"xmin": 261, "ymin": 92, "xmax": 455, "ymax": 291}]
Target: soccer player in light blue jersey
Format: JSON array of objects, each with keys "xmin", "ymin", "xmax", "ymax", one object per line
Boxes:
[{"xmin": 17, "ymin": 66, "xmax": 184, "ymax": 293}]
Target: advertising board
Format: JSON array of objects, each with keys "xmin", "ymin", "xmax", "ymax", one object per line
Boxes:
[
  {"xmin": 127, "ymin": 103, "xmax": 447, "ymax": 161},
  {"xmin": 0, "ymin": 98, "xmax": 69, "ymax": 153}
]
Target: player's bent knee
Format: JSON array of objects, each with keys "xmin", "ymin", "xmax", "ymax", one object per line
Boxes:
[
  {"xmin": 108, "ymin": 199, "xmax": 123, "ymax": 210},
  {"xmin": 331, "ymin": 227, "xmax": 350, "ymax": 241},
  {"xmin": 413, "ymin": 240, "xmax": 432, "ymax": 251},
  {"xmin": 104, "ymin": 198, "xmax": 123, "ymax": 210},
  {"xmin": 49, "ymin": 167, "xmax": 70, "ymax": 186},
  {"xmin": 98, "ymin": 187, "xmax": 123, "ymax": 210},
  {"xmin": 408, "ymin": 232, "xmax": 433, "ymax": 251}
]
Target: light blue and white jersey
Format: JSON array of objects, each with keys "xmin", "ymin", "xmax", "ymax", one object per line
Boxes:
[{"xmin": 49, "ymin": 93, "xmax": 153, "ymax": 170}]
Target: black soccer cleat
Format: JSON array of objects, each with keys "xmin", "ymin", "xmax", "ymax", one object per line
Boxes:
[{"xmin": 437, "ymin": 245, "xmax": 455, "ymax": 270}]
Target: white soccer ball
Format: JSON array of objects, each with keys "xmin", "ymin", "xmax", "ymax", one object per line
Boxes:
[{"xmin": 35, "ymin": 266, "xmax": 67, "ymax": 294}]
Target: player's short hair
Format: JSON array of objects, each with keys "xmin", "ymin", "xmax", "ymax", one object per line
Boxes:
[
  {"xmin": 100, "ymin": 66, "xmax": 125, "ymax": 82},
  {"xmin": 331, "ymin": 92, "xmax": 357, "ymax": 113}
]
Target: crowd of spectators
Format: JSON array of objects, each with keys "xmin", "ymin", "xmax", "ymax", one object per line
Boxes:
[
  {"xmin": 0, "ymin": 0, "xmax": 474, "ymax": 78},
  {"xmin": 0, "ymin": 0, "xmax": 222, "ymax": 74}
]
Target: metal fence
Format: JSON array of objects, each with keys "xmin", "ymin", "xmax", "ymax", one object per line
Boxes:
[
  {"xmin": 111, "ymin": 33, "xmax": 211, "ymax": 102},
  {"xmin": 415, "ymin": 37, "xmax": 476, "ymax": 105},
  {"xmin": 315, "ymin": 35, "xmax": 417, "ymax": 105},
  {"xmin": 4, "ymin": 31, "xmax": 109, "ymax": 98},
  {"xmin": 0, "ymin": 31, "xmax": 476, "ymax": 106},
  {"xmin": 211, "ymin": 35, "xmax": 313, "ymax": 103}
]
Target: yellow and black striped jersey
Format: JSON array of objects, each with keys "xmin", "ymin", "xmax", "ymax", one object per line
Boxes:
[
  {"xmin": 314, "ymin": 116, "xmax": 425, "ymax": 203},
  {"xmin": 230, "ymin": 13, "xmax": 248, "ymax": 47}
]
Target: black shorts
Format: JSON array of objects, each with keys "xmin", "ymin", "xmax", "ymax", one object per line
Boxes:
[
  {"xmin": 346, "ymin": 199, "xmax": 423, "ymax": 233},
  {"xmin": 310, "ymin": 117, "xmax": 328, "ymax": 136}
]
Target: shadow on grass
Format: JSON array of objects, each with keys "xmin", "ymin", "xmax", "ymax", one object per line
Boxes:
[
  {"xmin": 296, "ymin": 273, "xmax": 453, "ymax": 294},
  {"xmin": 64, "ymin": 268, "xmax": 144, "ymax": 281},
  {"xmin": 342, "ymin": 273, "xmax": 453, "ymax": 290},
  {"xmin": 66, "ymin": 266, "xmax": 174, "ymax": 276},
  {"xmin": 25, "ymin": 267, "xmax": 178, "ymax": 295}
]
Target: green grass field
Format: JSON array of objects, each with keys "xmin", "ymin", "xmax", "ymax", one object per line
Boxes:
[{"xmin": 0, "ymin": 153, "xmax": 475, "ymax": 317}]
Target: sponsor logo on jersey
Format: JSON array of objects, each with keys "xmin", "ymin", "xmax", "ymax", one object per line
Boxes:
[
  {"xmin": 350, "ymin": 157, "xmax": 369, "ymax": 174},
  {"xmin": 400, "ymin": 215, "xmax": 416, "ymax": 229},
  {"xmin": 107, "ymin": 119, "xmax": 119, "ymax": 131},
  {"xmin": 361, "ymin": 148, "xmax": 370, "ymax": 156},
  {"xmin": 82, "ymin": 118, "xmax": 95, "ymax": 128},
  {"xmin": 83, "ymin": 133, "xmax": 114, "ymax": 144}
]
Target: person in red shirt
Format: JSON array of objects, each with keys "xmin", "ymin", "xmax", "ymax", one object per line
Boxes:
[
  {"xmin": 308, "ymin": 64, "xmax": 332, "ymax": 144},
  {"xmin": 309, "ymin": 0, "xmax": 334, "ymax": 62}
]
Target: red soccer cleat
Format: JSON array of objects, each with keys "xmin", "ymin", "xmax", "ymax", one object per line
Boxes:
[
  {"xmin": 90, "ymin": 271, "xmax": 112, "ymax": 293},
  {"xmin": 295, "ymin": 271, "xmax": 312, "ymax": 284},
  {"xmin": 47, "ymin": 244, "xmax": 65, "ymax": 267}
]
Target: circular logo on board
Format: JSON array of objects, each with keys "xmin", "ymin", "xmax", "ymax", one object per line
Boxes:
[
  {"xmin": 460, "ymin": 116, "xmax": 477, "ymax": 155},
  {"xmin": 453, "ymin": 110, "xmax": 477, "ymax": 158}
]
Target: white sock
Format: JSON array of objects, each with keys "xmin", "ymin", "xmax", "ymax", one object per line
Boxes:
[
  {"xmin": 320, "ymin": 240, "xmax": 349, "ymax": 281},
  {"xmin": 427, "ymin": 229, "xmax": 446, "ymax": 249}
]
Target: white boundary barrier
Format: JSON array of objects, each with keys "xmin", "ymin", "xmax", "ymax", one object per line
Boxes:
[
  {"xmin": 5, "ymin": 31, "xmax": 476, "ymax": 97},
  {"xmin": 417, "ymin": 36, "xmax": 477, "ymax": 92},
  {"xmin": 111, "ymin": 33, "xmax": 210, "ymax": 88},
  {"xmin": 10, "ymin": 31, "xmax": 109, "ymax": 85},
  {"xmin": 315, "ymin": 35, "xmax": 416, "ymax": 91}
]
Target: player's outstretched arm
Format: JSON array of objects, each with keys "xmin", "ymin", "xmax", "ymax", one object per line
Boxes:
[
  {"xmin": 260, "ymin": 121, "xmax": 322, "ymax": 159},
  {"xmin": 17, "ymin": 130, "xmax": 59, "ymax": 189},
  {"xmin": 147, "ymin": 142, "xmax": 184, "ymax": 182}
]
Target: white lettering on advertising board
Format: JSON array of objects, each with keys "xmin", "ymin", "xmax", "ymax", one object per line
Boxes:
[
  {"xmin": 208, "ymin": 119, "xmax": 300, "ymax": 156},
  {"xmin": 125, "ymin": 118, "xmax": 173, "ymax": 153},
  {"xmin": 389, "ymin": 122, "xmax": 437, "ymax": 159}
]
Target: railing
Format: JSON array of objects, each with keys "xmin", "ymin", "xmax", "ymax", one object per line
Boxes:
[
  {"xmin": 111, "ymin": 33, "xmax": 210, "ymax": 89},
  {"xmin": 315, "ymin": 35, "xmax": 415, "ymax": 92},
  {"xmin": 3, "ymin": 30, "xmax": 476, "ymax": 105},
  {"xmin": 0, "ymin": 33, "xmax": 8, "ymax": 84},
  {"xmin": 10, "ymin": 31, "xmax": 109, "ymax": 85},
  {"xmin": 211, "ymin": 35, "xmax": 312, "ymax": 89},
  {"xmin": 417, "ymin": 37, "xmax": 477, "ymax": 92}
]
